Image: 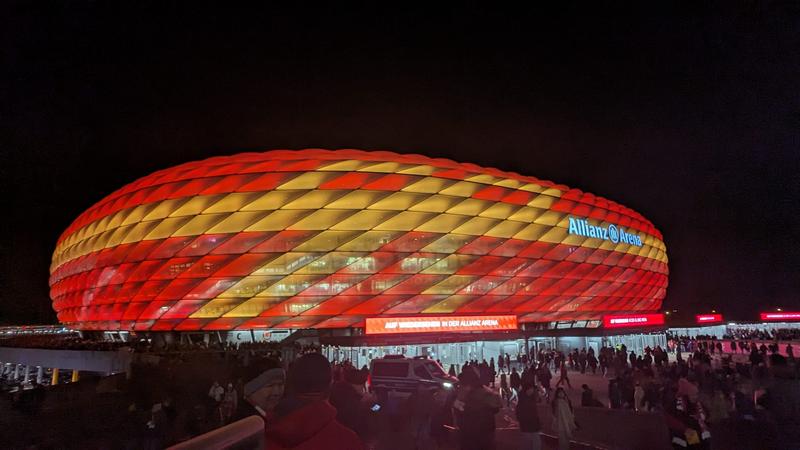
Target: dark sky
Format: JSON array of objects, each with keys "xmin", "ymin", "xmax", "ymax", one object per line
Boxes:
[{"xmin": 2, "ymin": 2, "xmax": 799, "ymax": 325}]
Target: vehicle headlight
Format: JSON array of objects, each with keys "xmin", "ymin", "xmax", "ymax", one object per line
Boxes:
[{"xmin": 442, "ymin": 382, "xmax": 453, "ymax": 389}]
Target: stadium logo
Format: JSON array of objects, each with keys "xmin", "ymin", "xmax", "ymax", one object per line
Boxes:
[{"xmin": 568, "ymin": 217, "xmax": 643, "ymax": 247}]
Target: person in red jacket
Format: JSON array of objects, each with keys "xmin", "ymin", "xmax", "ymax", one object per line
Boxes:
[{"xmin": 264, "ymin": 353, "xmax": 365, "ymax": 450}]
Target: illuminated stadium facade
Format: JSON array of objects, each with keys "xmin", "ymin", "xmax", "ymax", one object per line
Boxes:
[{"xmin": 49, "ymin": 150, "xmax": 668, "ymax": 336}]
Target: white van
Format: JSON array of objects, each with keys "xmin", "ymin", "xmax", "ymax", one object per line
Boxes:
[{"xmin": 368, "ymin": 355, "xmax": 458, "ymax": 401}]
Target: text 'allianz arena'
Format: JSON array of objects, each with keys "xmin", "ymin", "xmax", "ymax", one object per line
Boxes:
[{"xmin": 49, "ymin": 150, "xmax": 668, "ymax": 331}]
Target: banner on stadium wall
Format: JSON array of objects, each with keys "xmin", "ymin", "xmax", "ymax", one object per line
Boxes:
[
  {"xmin": 695, "ymin": 314, "xmax": 723, "ymax": 324},
  {"xmin": 602, "ymin": 313, "xmax": 665, "ymax": 329},
  {"xmin": 365, "ymin": 315, "xmax": 518, "ymax": 335},
  {"xmin": 760, "ymin": 312, "xmax": 800, "ymax": 321}
]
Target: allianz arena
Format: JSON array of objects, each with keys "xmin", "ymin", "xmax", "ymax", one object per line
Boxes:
[{"xmin": 49, "ymin": 149, "xmax": 668, "ymax": 332}]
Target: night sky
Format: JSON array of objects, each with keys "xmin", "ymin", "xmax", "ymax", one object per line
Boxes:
[{"xmin": 2, "ymin": 2, "xmax": 799, "ymax": 325}]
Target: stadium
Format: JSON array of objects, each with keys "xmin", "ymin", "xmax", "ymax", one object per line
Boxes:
[{"xmin": 47, "ymin": 149, "xmax": 668, "ymax": 361}]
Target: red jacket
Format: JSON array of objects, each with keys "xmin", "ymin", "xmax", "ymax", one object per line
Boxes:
[{"xmin": 265, "ymin": 399, "xmax": 365, "ymax": 450}]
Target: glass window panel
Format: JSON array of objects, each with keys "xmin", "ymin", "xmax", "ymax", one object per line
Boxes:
[
  {"xmin": 256, "ymin": 274, "xmax": 327, "ymax": 296},
  {"xmin": 295, "ymin": 252, "xmax": 368, "ymax": 274},
  {"xmin": 190, "ymin": 298, "xmax": 247, "ymax": 318},
  {"xmin": 184, "ymin": 277, "xmax": 240, "ymax": 300},
  {"xmin": 336, "ymin": 231, "xmax": 404, "ymax": 251},
  {"xmin": 423, "ymin": 275, "xmax": 479, "ymax": 295},
  {"xmin": 179, "ymin": 254, "xmax": 238, "ymax": 278},
  {"xmin": 384, "ymin": 294, "xmax": 447, "ymax": 313},
  {"xmin": 301, "ymin": 296, "xmax": 369, "ymax": 315},
  {"xmin": 218, "ymin": 276, "xmax": 282, "ymax": 298},
  {"xmin": 275, "ymin": 172, "xmax": 339, "ymax": 190},
  {"xmin": 456, "ymin": 255, "xmax": 507, "ymax": 275},
  {"xmin": 367, "ymin": 192, "xmax": 428, "ymax": 211},
  {"xmin": 422, "ymin": 295, "xmax": 479, "ymax": 313},
  {"xmin": 260, "ymin": 296, "xmax": 330, "ymax": 316},
  {"xmin": 439, "ymin": 181, "xmax": 483, "ymax": 198},
  {"xmin": 372, "ymin": 211, "xmax": 435, "ymax": 231},
  {"xmin": 151, "ymin": 257, "xmax": 198, "ymax": 280},
  {"xmin": 203, "ymin": 192, "xmax": 263, "ymax": 213},
  {"xmin": 207, "ymin": 232, "xmax": 270, "ymax": 255},
  {"xmin": 298, "ymin": 274, "xmax": 370, "ymax": 296},
  {"xmin": 331, "ymin": 210, "xmax": 396, "ymax": 231},
  {"xmin": 528, "ymin": 194, "xmax": 557, "ymax": 209},
  {"xmin": 451, "ymin": 217, "xmax": 499, "ymax": 235},
  {"xmin": 214, "ymin": 254, "xmax": 280, "ymax": 277},
  {"xmin": 379, "ymin": 231, "xmax": 442, "ymax": 252},
  {"xmin": 415, "ymin": 214, "xmax": 469, "ymax": 233},
  {"xmin": 420, "ymin": 234, "xmax": 476, "ymax": 253},
  {"xmin": 153, "ymin": 278, "xmax": 204, "ymax": 300},
  {"xmin": 325, "ymin": 190, "xmax": 389, "ymax": 209},
  {"xmin": 250, "ymin": 230, "xmax": 318, "ymax": 253},
  {"xmin": 172, "ymin": 214, "xmax": 228, "ymax": 237},
  {"xmin": 282, "ymin": 190, "xmax": 346, "ymax": 209},
  {"xmin": 339, "ymin": 273, "xmax": 409, "ymax": 295},
  {"xmin": 120, "ymin": 221, "xmax": 159, "ymax": 244},
  {"xmin": 344, "ymin": 294, "xmax": 411, "ymax": 315},
  {"xmin": 459, "ymin": 276, "xmax": 507, "ymax": 295},
  {"xmin": 401, "ymin": 177, "xmax": 454, "ymax": 194},
  {"xmin": 143, "ymin": 217, "xmax": 193, "ymax": 240},
  {"xmin": 408, "ymin": 195, "xmax": 462, "ymax": 213},
  {"xmin": 478, "ymin": 203, "xmax": 517, "ymax": 220},
  {"xmin": 338, "ymin": 251, "xmax": 407, "ymax": 274},
  {"xmin": 121, "ymin": 203, "xmax": 158, "ymax": 225},
  {"xmin": 142, "ymin": 198, "xmax": 190, "ymax": 221},
  {"xmin": 383, "ymin": 253, "xmax": 447, "ymax": 274},
  {"xmin": 245, "ymin": 210, "xmax": 310, "ymax": 231},
  {"xmin": 292, "ymin": 230, "xmax": 361, "ymax": 252},
  {"xmin": 169, "ymin": 195, "xmax": 222, "ymax": 217},
  {"xmin": 485, "ymin": 220, "xmax": 527, "ymax": 238},
  {"xmin": 383, "ymin": 274, "xmax": 448, "ymax": 294},
  {"xmin": 223, "ymin": 297, "xmax": 287, "ymax": 317},
  {"xmin": 288, "ymin": 209, "xmax": 356, "ymax": 230},
  {"xmin": 252, "ymin": 252, "xmax": 320, "ymax": 275},
  {"xmin": 240, "ymin": 191, "xmax": 304, "ymax": 211},
  {"xmin": 421, "ymin": 254, "xmax": 480, "ymax": 274}
]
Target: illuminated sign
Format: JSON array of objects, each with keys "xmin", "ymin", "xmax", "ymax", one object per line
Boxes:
[
  {"xmin": 568, "ymin": 217, "xmax": 642, "ymax": 246},
  {"xmin": 602, "ymin": 313, "xmax": 665, "ymax": 328},
  {"xmin": 695, "ymin": 314, "xmax": 723, "ymax": 324},
  {"xmin": 760, "ymin": 312, "xmax": 800, "ymax": 321},
  {"xmin": 365, "ymin": 315, "xmax": 518, "ymax": 335}
]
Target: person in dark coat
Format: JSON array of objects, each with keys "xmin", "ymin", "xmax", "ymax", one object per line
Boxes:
[
  {"xmin": 516, "ymin": 378, "xmax": 542, "ymax": 449},
  {"xmin": 328, "ymin": 368, "xmax": 368, "ymax": 437}
]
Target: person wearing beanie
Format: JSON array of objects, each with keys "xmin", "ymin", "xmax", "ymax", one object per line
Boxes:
[
  {"xmin": 265, "ymin": 353, "xmax": 365, "ymax": 450},
  {"xmin": 244, "ymin": 367, "xmax": 286, "ymax": 419}
]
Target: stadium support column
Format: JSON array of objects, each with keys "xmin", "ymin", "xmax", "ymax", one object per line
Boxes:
[
  {"xmin": 13, "ymin": 364, "xmax": 20, "ymax": 380},
  {"xmin": 36, "ymin": 366, "xmax": 43, "ymax": 384},
  {"xmin": 51, "ymin": 368, "xmax": 59, "ymax": 385},
  {"xmin": 23, "ymin": 365, "xmax": 30, "ymax": 383},
  {"xmin": 71, "ymin": 369, "xmax": 79, "ymax": 382}
]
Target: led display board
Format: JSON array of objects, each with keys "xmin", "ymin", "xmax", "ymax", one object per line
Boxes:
[
  {"xmin": 695, "ymin": 314, "xmax": 723, "ymax": 324},
  {"xmin": 365, "ymin": 314, "xmax": 518, "ymax": 334},
  {"xmin": 603, "ymin": 313, "xmax": 665, "ymax": 329},
  {"xmin": 760, "ymin": 312, "xmax": 800, "ymax": 321},
  {"xmin": 49, "ymin": 149, "xmax": 668, "ymax": 331}
]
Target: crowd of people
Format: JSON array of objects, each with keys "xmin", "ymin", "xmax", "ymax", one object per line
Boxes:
[{"xmin": 724, "ymin": 327, "xmax": 800, "ymax": 341}]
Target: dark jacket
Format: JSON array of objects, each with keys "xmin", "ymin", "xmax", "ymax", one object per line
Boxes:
[{"xmin": 516, "ymin": 389, "xmax": 542, "ymax": 432}]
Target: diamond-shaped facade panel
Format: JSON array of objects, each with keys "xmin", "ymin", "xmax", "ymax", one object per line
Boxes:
[{"xmin": 49, "ymin": 149, "xmax": 668, "ymax": 331}]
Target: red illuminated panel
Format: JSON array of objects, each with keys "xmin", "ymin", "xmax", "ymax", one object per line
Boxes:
[
  {"xmin": 696, "ymin": 314, "xmax": 723, "ymax": 324},
  {"xmin": 365, "ymin": 315, "xmax": 517, "ymax": 335},
  {"xmin": 49, "ymin": 149, "xmax": 668, "ymax": 331},
  {"xmin": 760, "ymin": 312, "xmax": 800, "ymax": 321},
  {"xmin": 603, "ymin": 313, "xmax": 665, "ymax": 329}
]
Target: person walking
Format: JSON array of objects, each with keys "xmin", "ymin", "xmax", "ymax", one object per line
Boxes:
[
  {"xmin": 551, "ymin": 387, "xmax": 577, "ymax": 450},
  {"xmin": 220, "ymin": 382, "xmax": 238, "ymax": 424},
  {"xmin": 555, "ymin": 362, "xmax": 571, "ymax": 389},
  {"xmin": 454, "ymin": 367, "xmax": 502, "ymax": 450},
  {"xmin": 516, "ymin": 379, "xmax": 542, "ymax": 450}
]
